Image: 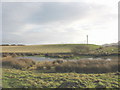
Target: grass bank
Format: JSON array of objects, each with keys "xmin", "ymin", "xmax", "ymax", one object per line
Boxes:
[{"xmin": 1, "ymin": 44, "xmax": 100, "ymax": 53}]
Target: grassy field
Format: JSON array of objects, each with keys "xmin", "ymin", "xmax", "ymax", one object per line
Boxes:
[
  {"xmin": 1, "ymin": 44, "xmax": 100, "ymax": 53},
  {"xmin": 1, "ymin": 44, "xmax": 118, "ymax": 55},
  {"xmin": 2, "ymin": 44, "xmax": 119, "ymax": 88},
  {"xmin": 2, "ymin": 68, "xmax": 119, "ymax": 88}
]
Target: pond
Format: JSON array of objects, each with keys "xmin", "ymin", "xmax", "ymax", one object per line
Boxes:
[
  {"xmin": 16, "ymin": 56, "xmax": 115, "ymax": 62},
  {"xmin": 16, "ymin": 56, "xmax": 57, "ymax": 62}
]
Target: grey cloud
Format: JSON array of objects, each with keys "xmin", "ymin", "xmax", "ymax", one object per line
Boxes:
[
  {"xmin": 28, "ymin": 2, "xmax": 111, "ymax": 25},
  {"xmin": 2, "ymin": 2, "xmax": 117, "ymax": 45},
  {"xmin": 28, "ymin": 2, "xmax": 90, "ymax": 24},
  {"xmin": 2, "ymin": 2, "xmax": 41, "ymax": 32},
  {"xmin": 2, "ymin": 2, "xmax": 42, "ymax": 42}
]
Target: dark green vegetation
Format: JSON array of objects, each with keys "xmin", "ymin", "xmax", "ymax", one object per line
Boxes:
[{"xmin": 3, "ymin": 68, "xmax": 119, "ymax": 88}]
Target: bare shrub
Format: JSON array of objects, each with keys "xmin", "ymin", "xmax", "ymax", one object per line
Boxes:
[
  {"xmin": 52, "ymin": 59, "xmax": 65, "ymax": 65},
  {"xmin": 55, "ymin": 59, "xmax": 119, "ymax": 73},
  {"xmin": 36, "ymin": 61, "xmax": 53, "ymax": 70},
  {"xmin": 2, "ymin": 57, "xmax": 36, "ymax": 69},
  {"xmin": 71, "ymin": 45, "xmax": 90, "ymax": 55}
]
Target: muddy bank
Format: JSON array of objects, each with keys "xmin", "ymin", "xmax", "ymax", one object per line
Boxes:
[{"xmin": 1, "ymin": 52, "xmax": 119, "ymax": 59}]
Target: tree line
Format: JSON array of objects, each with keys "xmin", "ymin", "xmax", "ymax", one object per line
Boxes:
[{"xmin": 0, "ymin": 44, "xmax": 25, "ymax": 46}]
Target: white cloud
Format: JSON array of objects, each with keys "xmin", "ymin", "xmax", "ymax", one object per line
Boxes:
[{"xmin": 2, "ymin": 1, "xmax": 118, "ymax": 45}]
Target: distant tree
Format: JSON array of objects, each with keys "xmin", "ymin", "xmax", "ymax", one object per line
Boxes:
[
  {"xmin": 17, "ymin": 44, "xmax": 25, "ymax": 46},
  {"xmin": 71, "ymin": 45, "xmax": 90, "ymax": 55},
  {"xmin": 2, "ymin": 44, "xmax": 9, "ymax": 46},
  {"xmin": 11, "ymin": 44, "xmax": 16, "ymax": 46}
]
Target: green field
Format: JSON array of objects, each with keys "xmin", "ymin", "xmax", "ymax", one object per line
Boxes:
[
  {"xmin": 1, "ymin": 44, "xmax": 101, "ymax": 53},
  {"xmin": 2, "ymin": 68, "xmax": 119, "ymax": 88}
]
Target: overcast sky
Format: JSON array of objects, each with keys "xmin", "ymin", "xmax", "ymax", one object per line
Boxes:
[{"xmin": 2, "ymin": 0, "xmax": 118, "ymax": 45}]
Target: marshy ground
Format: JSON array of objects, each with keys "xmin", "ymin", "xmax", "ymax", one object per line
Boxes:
[{"xmin": 1, "ymin": 44, "xmax": 120, "ymax": 88}]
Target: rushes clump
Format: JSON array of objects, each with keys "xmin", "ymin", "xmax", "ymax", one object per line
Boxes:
[
  {"xmin": 2, "ymin": 57, "xmax": 36, "ymax": 69},
  {"xmin": 2, "ymin": 56, "xmax": 119, "ymax": 73},
  {"xmin": 55, "ymin": 59, "xmax": 119, "ymax": 73}
]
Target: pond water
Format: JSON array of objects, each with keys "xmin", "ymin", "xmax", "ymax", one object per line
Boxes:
[
  {"xmin": 16, "ymin": 56, "xmax": 113, "ymax": 62},
  {"xmin": 16, "ymin": 56, "xmax": 57, "ymax": 62}
]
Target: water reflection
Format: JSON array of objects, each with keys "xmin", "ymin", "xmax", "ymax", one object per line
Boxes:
[{"xmin": 16, "ymin": 56, "xmax": 114, "ymax": 62}]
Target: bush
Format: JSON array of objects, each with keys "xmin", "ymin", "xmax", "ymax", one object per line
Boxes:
[
  {"xmin": 71, "ymin": 45, "xmax": 90, "ymax": 55},
  {"xmin": 55, "ymin": 59, "xmax": 119, "ymax": 73},
  {"xmin": 36, "ymin": 61, "xmax": 53, "ymax": 70},
  {"xmin": 2, "ymin": 57, "xmax": 36, "ymax": 69}
]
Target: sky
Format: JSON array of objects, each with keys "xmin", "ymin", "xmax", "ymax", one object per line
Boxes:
[{"xmin": 2, "ymin": 0, "xmax": 118, "ymax": 45}]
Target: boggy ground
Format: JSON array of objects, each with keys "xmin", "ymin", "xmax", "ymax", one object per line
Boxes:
[
  {"xmin": 2, "ymin": 68, "xmax": 119, "ymax": 88},
  {"xmin": 2, "ymin": 56, "xmax": 119, "ymax": 73},
  {"xmin": 2, "ymin": 56, "xmax": 120, "ymax": 88}
]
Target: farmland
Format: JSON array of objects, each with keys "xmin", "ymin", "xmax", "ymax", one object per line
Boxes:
[
  {"xmin": 1, "ymin": 44, "xmax": 119, "ymax": 60},
  {"xmin": 1, "ymin": 44, "xmax": 100, "ymax": 53}
]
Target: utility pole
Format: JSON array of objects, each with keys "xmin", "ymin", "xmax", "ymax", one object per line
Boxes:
[{"xmin": 87, "ymin": 35, "xmax": 88, "ymax": 44}]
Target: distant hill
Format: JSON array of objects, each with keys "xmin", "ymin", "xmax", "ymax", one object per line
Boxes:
[
  {"xmin": 1, "ymin": 44, "xmax": 100, "ymax": 53},
  {"xmin": 102, "ymin": 42, "xmax": 119, "ymax": 47}
]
